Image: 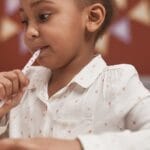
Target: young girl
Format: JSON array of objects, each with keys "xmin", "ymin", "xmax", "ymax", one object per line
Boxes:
[{"xmin": 0, "ymin": 0, "xmax": 150, "ymax": 149}]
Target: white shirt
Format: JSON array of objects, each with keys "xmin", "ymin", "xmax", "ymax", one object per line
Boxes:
[{"xmin": 1, "ymin": 55, "xmax": 150, "ymax": 149}]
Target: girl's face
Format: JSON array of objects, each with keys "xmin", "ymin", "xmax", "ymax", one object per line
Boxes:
[{"xmin": 20, "ymin": 0, "xmax": 88, "ymax": 70}]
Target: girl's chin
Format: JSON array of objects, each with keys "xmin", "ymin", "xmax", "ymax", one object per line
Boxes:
[
  {"xmin": 36, "ymin": 59, "xmax": 47, "ymax": 67},
  {"xmin": 37, "ymin": 56, "xmax": 61, "ymax": 70},
  {"xmin": 36, "ymin": 59, "xmax": 53, "ymax": 69}
]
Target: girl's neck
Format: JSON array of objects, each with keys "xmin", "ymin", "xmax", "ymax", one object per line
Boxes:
[{"xmin": 48, "ymin": 49, "xmax": 97, "ymax": 97}]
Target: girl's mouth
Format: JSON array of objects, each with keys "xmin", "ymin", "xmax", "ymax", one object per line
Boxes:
[{"xmin": 40, "ymin": 45, "xmax": 50, "ymax": 51}]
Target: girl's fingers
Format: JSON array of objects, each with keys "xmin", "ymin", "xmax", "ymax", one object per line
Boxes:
[
  {"xmin": 5, "ymin": 91, "xmax": 24, "ymax": 107},
  {"xmin": 0, "ymin": 82, "xmax": 6, "ymax": 99},
  {"xmin": 13, "ymin": 70, "xmax": 29, "ymax": 90},
  {"xmin": 0, "ymin": 91, "xmax": 24, "ymax": 117},
  {"xmin": 0, "ymin": 70, "xmax": 29, "ymax": 99},
  {"xmin": 3, "ymin": 71, "xmax": 19, "ymax": 95},
  {"xmin": 0, "ymin": 77, "xmax": 12, "ymax": 99},
  {"xmin": 0, "ymin": 70, "xmax": 28, "ymax": 117}
]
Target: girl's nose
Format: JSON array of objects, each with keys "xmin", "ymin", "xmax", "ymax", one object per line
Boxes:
[{"xmin": 25, "ymin": 24, "xmax": 39, "ymax": 40}]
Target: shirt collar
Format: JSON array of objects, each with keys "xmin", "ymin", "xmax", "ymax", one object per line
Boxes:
[
  {"xmin": 27, "ymin": 66, "xmax": 51, "ymax": 91},
  {"xmin": 27, "ymin": 55, "xmax": 107, "ymax": 100},
  {"xmin": 70, "ymin": 55, "xmax": 107, "ymax": 88}
]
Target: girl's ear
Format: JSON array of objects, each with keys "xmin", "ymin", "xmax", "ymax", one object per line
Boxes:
[{"xmin": 85, "ymin": 3, "xmax": 106, "ymax": 33}]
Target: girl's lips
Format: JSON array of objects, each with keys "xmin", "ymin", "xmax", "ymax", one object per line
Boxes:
[
  {"xmin": 40, "ymin": 45, "xmax": 49, "ymax": 51},
  {"xmin": 38, "ymin": 45, "xmax": 50, "ymax": 57},
  {"xmin": 31, "ymin": 45, "xmax": 49, "ymax": 56}
]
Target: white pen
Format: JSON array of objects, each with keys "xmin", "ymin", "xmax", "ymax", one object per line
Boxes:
[{"xmin": 22, "ymin": 49, "xmax": 40, "ymax": 74}]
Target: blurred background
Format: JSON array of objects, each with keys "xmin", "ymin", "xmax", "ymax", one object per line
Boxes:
[{"xmin": 0, "ymin": 0, "xmax": 150, "ymax": 88}]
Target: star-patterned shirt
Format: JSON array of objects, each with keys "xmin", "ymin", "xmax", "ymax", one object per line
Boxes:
[{"xmin": 1, "ymin": 55, "xmax": 150, "ymax": 149}]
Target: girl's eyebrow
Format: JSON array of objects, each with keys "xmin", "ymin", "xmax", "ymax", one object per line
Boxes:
[
  {"xmin": 30, "ymin": 0, "xmax": 54, "ymax": 8},
  {"xmin": 19, "ymin": 0, "xmax": 54, "ymax": 12}
]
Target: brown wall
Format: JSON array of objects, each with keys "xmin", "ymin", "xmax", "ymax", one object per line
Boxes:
[
  {"xmin": 0, "ymin": 0, "xmax": 150, "ymax": 75},
  {"xmin": 103, "ymin": 0, "xmax": 150, "ymax": 75}
]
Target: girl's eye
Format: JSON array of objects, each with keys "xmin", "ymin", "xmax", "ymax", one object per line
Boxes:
[{"xmin": 38, "ymin": 13, "xmax": 51, "ymax": 23}]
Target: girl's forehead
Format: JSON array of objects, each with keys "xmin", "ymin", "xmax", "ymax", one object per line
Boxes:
[
  {"xmin": 20, "ymin": 0, "xmax": 80, "ymax": 10},
  {"xmin": 20, "ymin": 0, "xmax": 54, "ymax": 5},
  {"xmin": 19, "ymin": 0, "xmax": 57, "ymax": 10},
  {"xmin": 20, "ymin": 0, "xmax": 74, "ymax": 4}
]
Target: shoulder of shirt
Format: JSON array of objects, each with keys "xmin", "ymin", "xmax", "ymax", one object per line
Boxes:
[
  {"xmin": 104, "ymin": 64, "xmax": 138, "ymax": 76},
  {"xmin": 99, "ymin": 64, "xmax": 139, "ymax": 98},
  {"xmin": 100, "ymin": 64, "xmax": 139, "ymax": 86}
]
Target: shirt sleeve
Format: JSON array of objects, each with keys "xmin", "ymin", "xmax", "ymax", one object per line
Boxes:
[
  {"xmin": 78, "ymin": 130, "xmax": 150, "ymax": 150},
  {"xmin": 78, "ymin": 65, "xmax": 150, "ymax": 150}
]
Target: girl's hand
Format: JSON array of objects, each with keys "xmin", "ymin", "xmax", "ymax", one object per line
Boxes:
[
  {"xmin": 0, "ymin": 138, "xmax": 82, "ymax": 150},
  {"xmin": 0, "ymin": 70, "xmax": 29, "ymax": 118}
]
